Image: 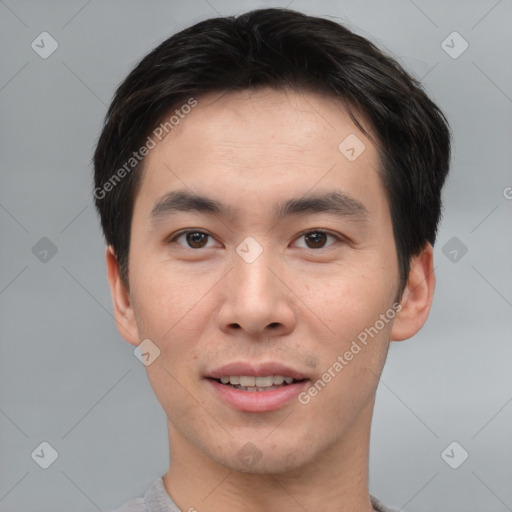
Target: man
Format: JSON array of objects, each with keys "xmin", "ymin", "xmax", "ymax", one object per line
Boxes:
[{"xmin": 93, "ymin": 8, "xmax": 450, "ymax": 512}]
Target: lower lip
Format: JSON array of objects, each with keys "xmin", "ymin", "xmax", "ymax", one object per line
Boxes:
[{"xmin": 207, "ymin": 379, "xmax": 309, "ymax": 412}]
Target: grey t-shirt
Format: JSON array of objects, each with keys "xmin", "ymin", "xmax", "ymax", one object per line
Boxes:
[{"xmin": 108, "ymin": 477, "xmax": 399, "ymax": 512}]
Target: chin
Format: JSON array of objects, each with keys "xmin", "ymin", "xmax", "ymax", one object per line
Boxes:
[{"xmin": 205, "ymin": 436, "xmax": 319, "ymax": 475}]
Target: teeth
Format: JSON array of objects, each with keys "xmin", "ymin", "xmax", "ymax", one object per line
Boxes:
[
  {"xmin": 218, "ymin": 375, "xmax": 298, "ymax": 387},
  {"xmin": 239, "ymin": 376, "xmax": 256, "ymax": 387},
  {"xmin": 255, "ymin": 376, "xmax": 273, "ymax": 387}
]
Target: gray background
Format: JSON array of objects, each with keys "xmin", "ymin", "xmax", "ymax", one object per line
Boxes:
[{"xmin": 1, "ymin": 0, "xmax": 511, "ymax": 511}]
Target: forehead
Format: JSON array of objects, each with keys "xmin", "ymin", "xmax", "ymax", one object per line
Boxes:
[
  {"xmin": 135, "ymin": 88, "xmax": 386, "ymax": 221},
  {"xmin": 153, "ymin": 88, "xmax": 374, "ymax": 164}
]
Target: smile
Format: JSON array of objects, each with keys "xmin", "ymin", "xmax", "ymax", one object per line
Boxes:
[{"xmin": 216, "ymin": 375, "xmax": 303, "ymax": 391}]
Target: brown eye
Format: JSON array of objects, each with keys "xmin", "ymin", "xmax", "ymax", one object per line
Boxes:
[
  {"xmin": 304, "ymin": 232, "xmax": 328, "ymax": 249},
  {"xmin": 292, "ymin": 230, "xmax": 340, "ymax": 250},
  {"xmin": 171, "ymin": 230, "xmax": 218, "ymax": 249},
  {"xmin": 186, "ymin": 232, "xmax": 209, "ymax": 248}
]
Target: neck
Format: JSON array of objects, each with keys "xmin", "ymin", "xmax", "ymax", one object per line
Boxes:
[{"xmin": 163, "ymin": 400, "xmax": 375, "ymax": 512}]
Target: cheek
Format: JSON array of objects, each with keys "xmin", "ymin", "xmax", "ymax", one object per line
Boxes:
[
  {"xmin": 130, "ymin": 257, "xmax": 206, "ymax": 330},
  {"xmin": 130, "ymin": 263, "xmax": 220, "ymax": 382},
  {"xmin": 295, "ymin": 262, "xmax": 396, "ymax": 342}
]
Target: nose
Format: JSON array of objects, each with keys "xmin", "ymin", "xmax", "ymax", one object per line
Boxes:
[{"xmin": 217, "ymin": 250, "xmax": 297, "ymax": 338}]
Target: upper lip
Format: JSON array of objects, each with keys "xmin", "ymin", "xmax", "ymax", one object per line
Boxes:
[{"xmin": 207, "ymin": 362, "xmax": 309, "ymax": 380}]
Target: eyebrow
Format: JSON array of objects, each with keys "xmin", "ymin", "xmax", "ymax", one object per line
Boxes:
[{"xmin": 149, "ymin": 189, "xmax": 369, "ymax": 224}]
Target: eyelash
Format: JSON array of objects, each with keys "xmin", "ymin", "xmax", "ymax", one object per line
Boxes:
[{"xmin": 168, "ymin": 229, "xmax": 345, "ymax": 250}]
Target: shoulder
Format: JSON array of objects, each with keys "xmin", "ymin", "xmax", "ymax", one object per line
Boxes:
[
  {"xmin": 106, "ymin": 496, "xmax": 146, "ymax": 512},
  {"xmin": 370, "ymin": 495, "xmax": 401, "ymax": 512},
  {"xmin": 105, "ymin": 477, "xmax": 181, "ymax": 512},
  {"xmin": 108, "ymin": 483, "xmax": 399, "ymax": 512}
]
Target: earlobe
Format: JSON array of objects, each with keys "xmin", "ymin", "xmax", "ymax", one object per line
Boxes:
[
  {"xmin": 105, "ymin": 246, "xmax": 140, "ymax": 346},
  {"xmin": 390, "ymin": 243, "xmax": 436, "ymax": 342}
]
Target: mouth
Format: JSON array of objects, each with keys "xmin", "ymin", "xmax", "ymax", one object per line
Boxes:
[
  {"xmin": 209, "ymin": 375, "xmax": 307, "ymax": 392},
  {"xmin": 205, "ymin": 363, "xmax": 310, "ymax": 412}
]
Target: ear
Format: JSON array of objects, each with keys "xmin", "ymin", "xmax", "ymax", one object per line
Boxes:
[
  {"xmin": 390, "ymin": 243, "xmax": 436, "ymax": 342},
  {"xmin": 105, "ymin": 246, "xmax": 140, "ymax": 346}
]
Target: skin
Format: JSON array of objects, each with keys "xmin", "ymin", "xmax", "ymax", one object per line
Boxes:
[{"xmin": 106, "ymin": 88, "xmax": 435, "ymax": 512}]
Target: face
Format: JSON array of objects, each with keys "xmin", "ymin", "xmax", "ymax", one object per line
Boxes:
[{"xmin": 111, "ymin": 88, "xmax": 414, "ymax": 475}]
